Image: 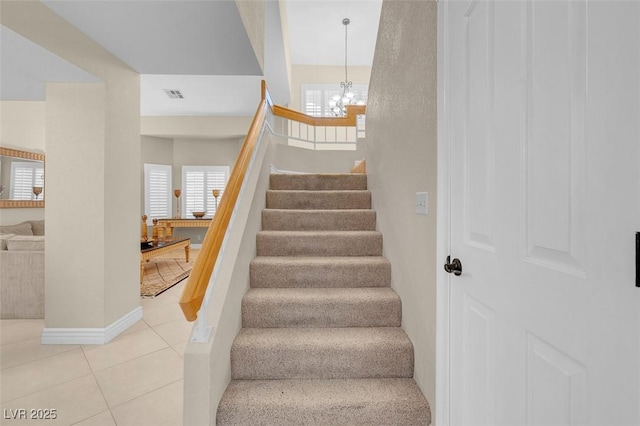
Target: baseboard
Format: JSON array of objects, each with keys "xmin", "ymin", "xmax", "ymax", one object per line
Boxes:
[{"xmin": 41, "ymin": 306, "xmax": 143, "ymax": 345}]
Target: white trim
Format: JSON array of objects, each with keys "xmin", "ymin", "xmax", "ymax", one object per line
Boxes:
[
  {"xmin": 269, "ymin": 165, "xmax": 310, "ymax": 175},
  {"xmin": 41, "ymin": 306, "xmax": 143, "ymax": 345},
  {"xmin": 436, "ymin": 0, "xmax": 452, "ymax": 424}
]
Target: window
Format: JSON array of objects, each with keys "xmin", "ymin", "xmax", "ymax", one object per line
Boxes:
[
  {"xmin": 144, "ymin": 164, "xmax": 172, "ymax": 223},
  {"xmin": 10, "ymin": 162, "xmax": 45, "ymax": 200},
  {"xmin": 301, "ymin": 83, "xmax": 368, "ymax": 117},
  {"xmin": 182, "ymin": 166, "xmax": 229, "ymax": 218}
]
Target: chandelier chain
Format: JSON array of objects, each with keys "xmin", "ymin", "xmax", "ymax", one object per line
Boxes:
[{"xmin": 344, "ymin": 19, "xmax": 349, "ymax": 83}]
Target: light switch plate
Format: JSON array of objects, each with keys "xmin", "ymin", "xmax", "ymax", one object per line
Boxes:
[{"xmin": 416, "ymin": 192, "xmax": 428, "ymax": 215}]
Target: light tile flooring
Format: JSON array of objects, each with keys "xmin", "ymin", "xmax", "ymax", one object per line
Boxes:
[{"xmin": 0, "ymin": 252, "xmax": 198, "ymax": 426}]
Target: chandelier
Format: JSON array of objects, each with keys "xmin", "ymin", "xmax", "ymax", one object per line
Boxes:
[{"xmin": 329, "ymin": 18, "xmax": 362, "ymax": 117}]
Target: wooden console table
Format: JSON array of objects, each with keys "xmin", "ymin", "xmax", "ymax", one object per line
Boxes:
[
  {"xmin": 152, "ymin": 218, "xmax": 212, "ymax": 240},
  {"xmin": 140, "ymin": 237, "xmax": 191, "ymax": 283}
]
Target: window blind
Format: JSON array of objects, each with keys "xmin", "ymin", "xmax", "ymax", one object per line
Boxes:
[
  {"xmin": 144, "ymin": 164, "xmax": 171, "ymax": 223},
  {"xmin": 10, "ymin": 162, "xmax": 45, "ymax": 200},
  {"xmin": 301, "ymin": 83, "xmax": 369, "ymax": 117},
  {"xmin": 182, "ymin": 166, "xmax": 229, "ymax": 218}
]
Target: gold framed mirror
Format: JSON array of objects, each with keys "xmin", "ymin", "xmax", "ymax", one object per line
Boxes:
[{"xmin": 0, "ymin": 147, "xmax": 45, "ymax": 208}]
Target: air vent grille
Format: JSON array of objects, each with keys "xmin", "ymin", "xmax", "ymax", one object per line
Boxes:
[{"xmin": 164, "ymin": 89, "xmax": 184, "ymax": 99}]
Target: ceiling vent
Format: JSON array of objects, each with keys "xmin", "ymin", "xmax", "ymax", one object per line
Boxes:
[{"xmin": 164, "ymin": 89, "xmax": 184, "ymax": 99}]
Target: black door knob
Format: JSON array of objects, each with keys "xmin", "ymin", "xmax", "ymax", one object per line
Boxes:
[{"xmin": 444, "ymin": 256, "xmax": 462, "ymax": 276}]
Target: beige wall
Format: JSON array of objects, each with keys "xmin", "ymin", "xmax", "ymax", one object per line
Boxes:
[
  {"xmin": 364, "ymin": 0, "xmax": 438, "ymax": 407},
  {"xmin": 3, "ymin": 1, "xmax": 141, "ymax": 331},
  {"xmin": 45, "ymin": 82, "xmax": 107, "ymax": 326},
  {"xmin": 273, "ymin": 142, "xmax": 363, "ymax": 174},
  {"xmin": 140, "ymin": 136, "xmax": 243, "ymax": 244},
  {"xmin": 141, "ymin": 116, "xmax": 253, "ymax": 140},
  {"xmin": 0, "ymin": 101, "xmax": 46, "ymax": 152},
  {"xmin": 289, "ymin": 65, "xmax": 372, "ymax": 111}
]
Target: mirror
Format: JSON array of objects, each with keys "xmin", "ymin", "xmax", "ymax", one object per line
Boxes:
[{"xmin": 0, "ymin": 147, "xmax": 45, "ymax": 208}]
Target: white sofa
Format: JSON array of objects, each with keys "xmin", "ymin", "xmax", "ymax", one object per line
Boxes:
[{"xmin": 0, "ymin": 220, "xmax": 45, "ymax": 319}]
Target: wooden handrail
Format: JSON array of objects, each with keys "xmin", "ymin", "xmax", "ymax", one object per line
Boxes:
[
  {"xmin": 179, "ymin": 81, "xmax": 366, "ymax": 321},
  {"xmin": 272, "ymin": 104, "xmax": 365, "ymax": 127},
  {"xmin": 179, "ymin": 81, "xmax": 269, "ymax": 321}
]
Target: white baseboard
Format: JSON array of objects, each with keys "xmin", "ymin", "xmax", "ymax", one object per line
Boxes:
[{"xmin": 41, "ymin": 306, "xmax": 143, "ymax": 345}]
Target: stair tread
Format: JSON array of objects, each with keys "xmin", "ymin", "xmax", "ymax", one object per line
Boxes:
[
  {"xmin": 269, "ymin": 173, "xmax": 368, "ymax": 191},
  {"xmin": 250, "ymin": 256, "xmax": 391, "ymax": 288},
  {"xmin": 256, "ymin": 231, "xmax": 383, "ymax": 257},
  {"xmin": 242, "ymin": 288, "xmax": 401, "ymax": 328},
  {"xmin": 257, "ymin": 230, "xmax": 382, "ymax": 236},
  {"xmin": 234, "ymin": 326, "xmax": 411, "ymax": 348},
  {"xmin": 217, "ymin": 378, "xmax": 430, "ymax": 425},
  {"xmin": 244, "ymin": 287, "xmax": 398, "ymax": 299},
  {"xmin": 231, "ymin": 327, "xmax": 414, "ymax": 380},
  {"xmin": 251, "ymin": 255, "xmax": 390, "ymax": 263},
  {"xmin": 266, "ymin": 190, "xmax": 371, "ymax": 210}
]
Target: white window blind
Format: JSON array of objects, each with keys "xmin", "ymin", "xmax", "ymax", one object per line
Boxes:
[
  {"xmin": 10, "ymin": 162, "xmax": 44, "ymax": 200},
  {"xmin": 144, "ymin": 164, "xmax": 172, "ymax": 223},
  {"xmin": 301, "ymin": 83, "xmax": 368, "ymax": 117},
  {"xmin": 182, "ymin": 166, "xmax": 229, "ymax": 218}
]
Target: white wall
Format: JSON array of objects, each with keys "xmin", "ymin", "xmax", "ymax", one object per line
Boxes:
[{"xmin": 364, "ymin": 0, "xmax": 438, "ymax": 406}]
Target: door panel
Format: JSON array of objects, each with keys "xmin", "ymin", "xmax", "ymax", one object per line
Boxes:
[
  {"xmin": 526, "ymin": 334, "xmax": 587, "ymax": 426},
  {"xmin": 523, "ymin": 0, "xmax": 587, "ymax": 274},
  {"xmin": 444, "ymin": 1, "xmax": 640, "ymax": 425},
  {"xmin": 463, "ymin": 0, "xmax": 496, "ymax": 252}
]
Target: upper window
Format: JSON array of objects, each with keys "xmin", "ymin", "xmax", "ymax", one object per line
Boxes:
[
  {"xmin": 301, "ymin": 83, "xmax": 368, "ymax": 117},
  {"xmin": 182, "ymin": 166, "xmax": 229, "ymax": 218},
  {"xmin": 144, "ymin": 163, "xmax": 172, "ymax": 223},
  {"xmin": 10, "ymin": 162, "xmax": 45, "ymax": 200}
]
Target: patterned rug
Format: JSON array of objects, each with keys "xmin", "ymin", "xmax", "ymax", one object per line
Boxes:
[{"xmin": 140, "ymin": 257, "xmax": 194, "ymax": 297}]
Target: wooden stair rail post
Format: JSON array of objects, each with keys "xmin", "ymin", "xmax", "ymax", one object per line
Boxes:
[{"xmin": 179, "ymin": 81, "xmax": 270, "ymax": 321}]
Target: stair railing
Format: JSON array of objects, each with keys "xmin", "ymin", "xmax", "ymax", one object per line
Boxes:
[
  {"xmin": 271, "ymin": 104, "xmax": 366, "ymax": 149},
  {"xmin": 179, "ymin": 81, "xmax": 366, "ymax": 333}
]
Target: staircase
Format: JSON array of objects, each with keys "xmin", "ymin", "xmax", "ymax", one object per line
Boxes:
[{"xmin": 217, "ymin": 173, "xmax": 431, "ymax": 425}]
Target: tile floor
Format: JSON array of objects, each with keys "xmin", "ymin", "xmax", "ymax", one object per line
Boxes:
[{"xmin": 0, "ymin": 262, "xmax": 195, "ymax": 426}]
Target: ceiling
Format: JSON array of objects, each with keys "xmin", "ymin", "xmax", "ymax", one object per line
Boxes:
[{"xmin": 0, "ymin": 0, "xmax": 382, "ymax": 116}]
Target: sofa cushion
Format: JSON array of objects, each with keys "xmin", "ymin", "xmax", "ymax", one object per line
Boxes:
[
  {"xmin": 6, "ymin": 236, "xmax": 44, "ymax": 252},
  {"xmin": 0, "ymin": 221, "xmax": 33, "ymax": 236},
  {"xmin": 0, "ymin": 234, "xmax": 15, "ymax": 250},
  {"xmin": 29, "ymin": 220, "xmax": 45, "ymax": 236}
]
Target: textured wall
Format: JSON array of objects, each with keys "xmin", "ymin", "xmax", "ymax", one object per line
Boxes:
[
  {"xmin": 235, "ymin": 0, "xmax": 265, "ymax": 72},
  {"xmin": 364, "ymin": 0, "xmax": 438, "ymax": 406}
]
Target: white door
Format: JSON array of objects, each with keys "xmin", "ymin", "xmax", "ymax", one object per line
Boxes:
[{"xmin": 442, "ymin": 1, "xmax": 640, "ymax": 425}]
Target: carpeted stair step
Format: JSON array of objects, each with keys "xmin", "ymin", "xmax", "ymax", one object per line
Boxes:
[
  {"xmin": 250, "ymin": 256, "xmax": 391, "ymax": 288},
  {"xmin": 262, "ymin": 209, "xmax": 376, "ymax": 231},
  {"xmin": 217, "ymin": 378, "xmax": 431, "ymax": 425},
  {"xmin": 266, "ymin": 190, "xmax": 371, "ymax": 210},
  {"xmin": 270, "ymin": 173, "xmax": 367, "ymax": 191},
  {"xmin": 230, "ymin": 327, "xmax": 414, "ymax": 380},
  {"xmin": 256, "ymin": 231, "xmax": 382, "ymax": 257},
  {"xmin": 242, "ymin": 288, "xmax": 401, "ymax": 328}
]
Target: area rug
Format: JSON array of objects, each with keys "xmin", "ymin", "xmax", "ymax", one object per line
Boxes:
[{"xmin": 140, "ymin": 257, "xmax": 194, "ymax": 297}]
